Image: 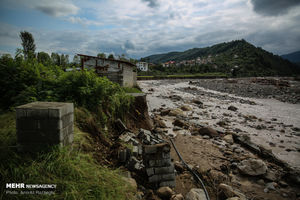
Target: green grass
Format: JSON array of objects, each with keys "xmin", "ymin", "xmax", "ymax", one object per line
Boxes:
[
  {"xmin": 0, "ymin": 112, "xmax": 135, "ymax": 200},
  {"xmin": 122, "ymin": 87, "xmax": 143, "ymax": 93}
]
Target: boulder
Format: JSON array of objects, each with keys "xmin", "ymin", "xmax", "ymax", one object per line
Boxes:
[
  {"xmin": 185, "ymin": 188, "xmax": 206, "ymax": 200},
  {"xmin": 173, "ymin": 119, "xmax": 188, "ymax": 128},
  {"xmin": 154, "ymin": 117, "xmax": 167, "ymax": 128},
  {"xmin": 218, "ymin": 183, "xmax": 246, "ymax": 200},
  {"xmin": 224, "ymin": 134, "xmax": 234, "ymax": 144},
  {"xmin": 198, "ymin": 127, "xmax": 218, "ymax": 137},
  {"xmin": 156, "ymin": 186, "xmax": 174, "ymax": 199},
  {"xmin": 169, "ymin": 109, "xmax": 185, "ymax": 117},
  {"xmin": 237, "ymin": 158, "xmax": 267, "ymax": 176},
  {"xmin": 161, "ymin": 109, "xmax": 171, "ymax": 116},
  {"xmin": 228, "ymin": 106, "xmax": 238, "ymax": 111},
  {"xmin": 122, "ymin": 177, "xmax": 137, "ymax": 190},
  {"xmin": 180, "ymin": 105, "xmax": 192, "ymax": 111},
  {"xmin": 226, "ymin": 198, "xmax": 240, "ymax": 200},
  {"xmin": 171, "ymin": 194, "xmax": 184, "ymax": 200},
  {"xmin": 192, "ymin": 99, "xmax": 203, "ymax": 105}
]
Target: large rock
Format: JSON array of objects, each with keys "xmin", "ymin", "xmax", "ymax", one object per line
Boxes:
[
  {"xmin": 169, "ymin": 109, "xmax": 185, "ymax": 117},
  {"xmin": 224, "ymin": 134, "xmax": 234, "ymax": 144},
  {"xmin": 173, "ymin": 119, "xmax": 188, "ymax": 129},
  {"xmin": 238, "ymin": 158, "xmax": 267, "ymax": 176},
  {"xmin": 185, "ymin": 188, "xmax": 206, "ymax": 200},
  {"xmin": 171, "ymin": 194, "xmax": 184, "ymax": 200},
  {"xmin": 180, "ymin": 105, "xmax": 192, "ymax": 111},
  {"xmin": 218, "ymin": 183, "xmax": 246, "ymax": 200},
  {"xmin": 228, "ymin": 105, "xmax": 238, "ymax": 111},
  {"xmin": 122, "ymin": 177, "xmax": 137, "ymax": 190},
  {"xmin": 198, "ymin": 127, "xmax": 218, "ymax": 137},
  {"xmin": 156, "ymin": 186, "xmax": 174, "ymax": 199}
]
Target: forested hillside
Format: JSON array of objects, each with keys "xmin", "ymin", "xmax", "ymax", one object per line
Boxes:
[{"xmin": 142, "ymin": 40, "xmax": 300, "ymax": 77}]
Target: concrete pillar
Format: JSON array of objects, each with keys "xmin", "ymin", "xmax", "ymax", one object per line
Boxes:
[{"xmin": 16, "ymin": 102, "xmax": 74, "ymax": 151}]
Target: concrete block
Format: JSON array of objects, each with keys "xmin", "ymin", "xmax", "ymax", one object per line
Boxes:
[
  {"xmin": 144, "ymin": 145, "xmax": 157, "ymax": 154},
  {"xmin": 162, "ymin": 174, "xmax": 175, "ymax": 181},
  {"xmin": 154, "ymin": 164, "xmax": 174, "ymax": 174},
  {"xmin": 146, "ymin": 168, "xmax": 154, "ymax": 176},
  {"xmin": 149, "ymin": 158, "xmax": 171, "ymax": 167},
  {"xmin": 132, "ymin": 146, "xmax": 139, "ymax": 157},
  {"xmin": 61, "ymin": 113, "xmax": 74, "ymax": 128},
  {"xmin": 162, "ymin": 152, "xmax": 170, "ymax": 159},
  {"xmin": 17, "ymin": 130, "xmax": 62, "ymax": 143},
  {"xmin": 148, "ymin": 175, "xmax": 161, "ymax": 183},
  {"xmin": 26, "ymin": 108, "xmax": 48, "ymax": 119},
  {"xmin": 159, "ymin": 181, "xmax": 176, "ymax": 188}
]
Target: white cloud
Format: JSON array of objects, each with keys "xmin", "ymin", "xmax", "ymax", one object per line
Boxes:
[{"xmin": 0, "ymin": 0, "xmax": 299, "ymax": 58}]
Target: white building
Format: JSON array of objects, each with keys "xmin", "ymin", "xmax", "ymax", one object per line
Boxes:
[{"xmin": 136, "ymin": 62, "xmax": 149, "ymax": 71}]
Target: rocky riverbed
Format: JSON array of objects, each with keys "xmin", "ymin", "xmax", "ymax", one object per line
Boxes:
[{"xmin": 138, "ymin": 77, "xmax": 300, "ymax": 200}]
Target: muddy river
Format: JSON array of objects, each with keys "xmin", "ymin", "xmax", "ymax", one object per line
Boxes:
[{"xmin": 138, "ymin": 79, "xmax": 300, "ymax": 170}]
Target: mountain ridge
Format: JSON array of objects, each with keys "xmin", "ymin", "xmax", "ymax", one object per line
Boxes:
[{"xmin": 142, "ymin": 40, "xmax": 300, "ymax": 76}]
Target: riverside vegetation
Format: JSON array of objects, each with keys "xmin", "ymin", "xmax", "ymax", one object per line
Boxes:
[{"xmin": 0, "ymin": 52, "xmax": 137, "ymax": 199}]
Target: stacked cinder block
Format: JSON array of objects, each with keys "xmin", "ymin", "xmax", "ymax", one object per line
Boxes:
[
  {"xmin": 144, "ymin": 143, "xmax": 176, "ymax": 188},
  {"xmin": 16, "ymin": 102, "xmax": 74, "ymax": 150}
]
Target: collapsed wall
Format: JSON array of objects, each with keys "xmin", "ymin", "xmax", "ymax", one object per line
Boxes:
[{"xmin": 144, "ymin": 143, "xmax": 176, "ymax": 188}]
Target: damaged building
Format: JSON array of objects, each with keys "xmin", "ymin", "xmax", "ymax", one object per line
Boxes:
[{"xmin": 78, "ymin": 54, "xmax": 137, "ymax": 87}]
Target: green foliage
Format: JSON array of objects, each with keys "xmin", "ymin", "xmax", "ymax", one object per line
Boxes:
[
  {"xmin": 20, "ymin": 31, "xmax": 36, "ymax": 60},
  {"xmin": 97, "ymin": 53, "xmax": 106, "ymax": 59},
  {"xmin": 122, "ymin": 87, "xmax": 143, "ymax": 93},
  {"xmin": 0, "ymin": 55, "xmax": 133, "ymax": 126},
  {"xmin": 0, "ymin": 112, "xmax": 135, "ymax": 200},
  {"xmin": 108, "ymin": 54, "xmax": 114, "ymax": 59},
  {"xmin": 37, "ymin": 52, "xmax": 51, "ymax": 66}
]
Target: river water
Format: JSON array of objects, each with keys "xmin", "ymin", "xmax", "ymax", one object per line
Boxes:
[{"xmin": 138, "ymin": 79, "xmax": 300, "ymax": 170}]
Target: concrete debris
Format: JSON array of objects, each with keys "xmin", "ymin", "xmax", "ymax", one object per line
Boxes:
[
  {"xmin": 127, "ymin": 156, "xmax": 144, "ymax": 171},
  {"xmin": 138, "ymin": 128, "xmax": 164, "ymax": 145}
]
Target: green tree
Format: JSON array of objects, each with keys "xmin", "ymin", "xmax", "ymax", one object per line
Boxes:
[
  {"xmin": 51, "ymin": 53, "xmax": 60, "ymax": 66},
  {"xmin": 19, "ymin": 31, "xmax": 36, "ymax": 60},
  {"xmin": 97, "ymin": 53, "xmax": 106, "ymax": 58},
  {"xmin": 37, "ymin": 52, "xmax": 51, "ymax": 65},
  {"xmin": 108, "ymin": 54, "xmax": 114, "ymax": 59},
  {"xmin": 73, "ymin": 55, "xmax": 80, "ymax": 64}
]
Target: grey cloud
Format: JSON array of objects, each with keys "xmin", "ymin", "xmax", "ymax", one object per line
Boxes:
[
  {"xmin": 124, "ymin": 40, "xmax": 135, "ymax": 50},
  {"xmin": 34, "ymin": 1, "xmax": 78, "ymax": 17},
  {"xmin": 250, "ymin": 0, "xmax": 300, "ymax": 16},
  {"xmin": 141, "ymin": 0, "xmax": 159, "ymax": 8}
]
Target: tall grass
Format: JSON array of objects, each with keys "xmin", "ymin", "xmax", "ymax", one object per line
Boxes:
[{"xmin": 0, "ymin": 112, "xmax": 135, "ymax": 200}]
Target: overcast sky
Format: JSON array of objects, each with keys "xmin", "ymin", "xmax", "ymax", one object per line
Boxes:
[{"xmin": 0, "ymin": 0, "xmax": 299, "ymax": 59}]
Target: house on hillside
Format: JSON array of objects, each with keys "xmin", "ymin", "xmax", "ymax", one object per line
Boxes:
[
  {"xmin": 78, "ymin": 54, "xmax": 137, "ymax": 87},
  {"xmin": 136, "ymin": 62, "xmax": 149, "ymax": 71},
  {"xmin": 162, "ymin": 61, "xmax": 176, "ymax": 67}
]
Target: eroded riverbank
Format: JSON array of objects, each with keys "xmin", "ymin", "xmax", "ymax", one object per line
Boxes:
[
  {"xmin": 138, "ymin": 78, "xmax": 300, "ymax": 199},
  {"xmin": 139, "ymin": 78, "xmax": 300, "ymax": 170}
]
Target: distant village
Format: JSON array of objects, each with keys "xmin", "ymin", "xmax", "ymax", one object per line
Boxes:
[{"xmin": 136, "ymin": 55, "xmax": 215, "ymax": 71}]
